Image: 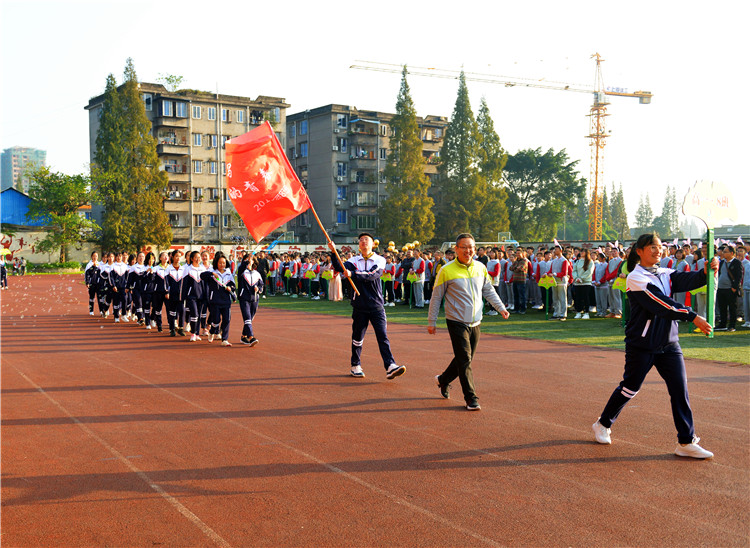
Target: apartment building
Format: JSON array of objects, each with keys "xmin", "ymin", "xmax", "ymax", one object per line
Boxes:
[
  {"xmin": 1, "ymin": 146, "xmax": 46, "ymax": 193},
  {"xmin": 86, "ymin": 83, "xmax": 289, "ymax": 244},
  {"xmin": 286, "ymin": 105, "xmax": 447, "ymax": 243}
]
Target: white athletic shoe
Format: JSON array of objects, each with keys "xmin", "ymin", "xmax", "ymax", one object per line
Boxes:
[
  {"xmin": 592, "ymin": 419, "xmax": 612, "ymax": 444},
  {"xmin": 386, "ymin": 364, "xmax": 406, "ymax": 379},
  {"xmin": 145, "ymin": 325, "xmax": 152, "ymax": 330},
  {"xmin": 89, "ymin": 311, "xmax": 94, "ymax": 316},
  {"xmin": 114, "ymin": 317, "xmax": 120, "ymax": 323},
  {"xmin": 151, "ymin": 320, "xmax": 156, "ymax": 328},
  {"xmin": 675, "ymin": 437, "xmax": 713, "ymax": 459},
  {"xmin": 350, "ymin": 365, "xmax": 365, "ymax": 378},
  {"xmin": 122, "ymin": 316, "xmax": 129, "ymax": 323},
  {"xmin": 221, "ymin": 340, "xmax": 232, "ymax": 347},
  {"xmin": 207, "ymin": 333, "xmax": 214, "ymax": 343},
  {"xmin": 486, "ymin": 310, "xmax": 498, "ymax": 316},
  {"xmin": 574, "ymin": 312, "xmax": 582, "ymax": 319},
  {"xmin": 582, "ymin": 313, "xmax": 590, "ymax": 319}
]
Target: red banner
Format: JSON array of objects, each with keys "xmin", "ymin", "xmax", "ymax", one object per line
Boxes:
[{"xmin": 225, "ymin": 122, "xmax": 310, "ymax": 242}]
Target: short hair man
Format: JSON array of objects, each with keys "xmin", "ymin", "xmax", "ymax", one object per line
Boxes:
[
  {"xmin": 329, "ymin": 233, "xmax": 406, "ymax": 379},
  {"xmin": 427, "ymin": 234, "xmax": 509, "ymax": 410}
]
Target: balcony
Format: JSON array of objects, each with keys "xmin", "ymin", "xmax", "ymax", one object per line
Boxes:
[
  {"xmin": 153, "ymin": 116, "xmax": 188, "ymax": 128},
  {"xmin": 165, "ymin": 190, "xmax": 188, "ymax": 201},
  {"xmin": 162, "ymin": 163, "xmax": 188, "ymax": 174}
]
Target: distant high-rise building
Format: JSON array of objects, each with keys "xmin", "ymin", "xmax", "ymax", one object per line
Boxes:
[
  {"xmin": 85, "ymin": 83, "xmax": 289, "ymax": 245},
  {"xmin": 1, "ymin": 146, "xmax": 47, "ymax": 194},
  {"xmin": 286, "ymin": 105, "xmax": 446, "ymax": 243}
]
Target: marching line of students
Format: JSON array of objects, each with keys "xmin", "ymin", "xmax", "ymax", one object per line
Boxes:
[{"xmin": 84, "ymin": 249, "xmax": 263, "ymax": 347}]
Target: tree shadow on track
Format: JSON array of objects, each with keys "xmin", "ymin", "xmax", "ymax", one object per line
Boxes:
[
  {"xmin": 1, "ymin": 439, "xmax": 674, "ymax": 506},
  {"xmin": 2, "ymin": 396, "xmax": 446, "ymax": 426}
]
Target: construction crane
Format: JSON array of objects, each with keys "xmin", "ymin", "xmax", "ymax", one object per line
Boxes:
[{"xmin": 350, "ymin": 56, "xmax": 652, "ymax": 240}]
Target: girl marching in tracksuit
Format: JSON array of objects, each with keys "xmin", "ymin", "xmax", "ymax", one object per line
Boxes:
[
  {"xmin": 128, "ymin": 252, "xmax": 148, "ymax": 325},
  {"xmin": 123, "ymin": 254, "xmax": 137, "ymax": 320},
  {"xmin": 150, "ymin": 252, "xmax": 170, "ymax": 333},
  {"xmin": 592, "ymin": 234, "xmax": 719, "ymax": 459},
  {"xmin": 199, "ymin": 251, "xmax": 212, "ymax": 336},
  {"xmin": 166, "ymin": 250, "xmax": 185, "ymax": 337},
  {"xmin": 201, "ymin": 252, "xmax": 237, "ymax": 347},
  {"xmin": 237, "ymin": 254, "xmax": 264, "ymax": 346},
  {"xmin": 181, "ymin": 251, "xmax": 206, "ymax": 342},
  {"xmin": 142, "ymin": 252, "xmax": 156, "ymax": 329},
  {"xmin": 99, "ymin": 253, "xmax": 114, "ymax": 317},
  {"xmin": 111, "ymin": 252, "xmax": 130, "ymax": 322},
  {"xmin": 84, "ymin": 251, "xmax": 102, "ymax": 316}
]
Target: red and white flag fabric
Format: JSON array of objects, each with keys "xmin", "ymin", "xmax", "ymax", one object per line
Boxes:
[{"xmin": 225, "ymin": 121, "xmax": 310, "ymax": 242}]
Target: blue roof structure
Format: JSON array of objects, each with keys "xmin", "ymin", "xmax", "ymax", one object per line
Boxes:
[{"xmin": 1, "ymin": 188, "xmax": 46, "ymax": 226}]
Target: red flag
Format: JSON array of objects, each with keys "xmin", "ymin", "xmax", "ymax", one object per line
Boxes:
[{"xmin": 225, "ymin": 121, "xmax": 310, "ymax": 241}]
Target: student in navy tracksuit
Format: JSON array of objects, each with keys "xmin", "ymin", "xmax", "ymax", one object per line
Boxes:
[
  {"xmin": 237, "ymin": 252, "xmax": 264, "ymax": 346},
  {"xmin": 141, "ymin": 252, "xmax": 156, "ymax": 329},
  {"xmin": 150, "ymin": 252, "xmax": 170, "ymax": 333},
  {"xmin": 329, "ymin": 232, "xmax": 406, "ymax": 380},
  {"xmin": 166, "ymin": 250, "xmax": 185, "ymax": 337},
  {"xmin": 84, "ymin": 251, "xmax": 102, "ymax": 315},
  {"xmin": 592, "ymin": 234, "xmax": 719, "ymax": 459},
  {"xmin": 99, "ymin": 253, "xmax": 114, "ymax": 317},
  {"xmin": 128, "ymin": 252, "xmax": 148, "ymax": 325},
  {"xmin": 181, "ymin": 251, "xmax": 206, "ymax": 342},
  {"xmin": 201, "ymin": 252, "xmax": 236, "ymax": 346},
  {"xmin": 110, "ymin": 252, "xmax": 130, "ymax": 322}
]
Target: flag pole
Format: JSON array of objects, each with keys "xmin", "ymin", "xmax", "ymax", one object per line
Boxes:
[{"xmin": 307, "ymin": 200, "xmax": 360, "ymax": 296}]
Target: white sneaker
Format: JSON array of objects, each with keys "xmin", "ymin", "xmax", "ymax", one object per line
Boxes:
[
  {"xmin": 386, "ymin": 364, "xmax": 406, "ymax": 379},
  {"xmin": 424, "ymin": 300, "xmax": 430, "ymax": 304},
  {"xmin": 221, "ymin": 340, "xmax": 232, "ymax": 347},
  {"xmin": 582, "ymin": 313, "xmax": 590, "ymax": 319},
  {"xmin": 486, "ymin": 310, "xmax": 498, "ymax": 316},
  {"xmin": 743, "ymin": 322, "xmax": 750, "ymax": 328},
  {"xmin": 185, "ymin": 324, "xmax": 191, "ymax": 333},
  {"xmin": 675, "ymin": 437, "xmax": 713, "ymax": 459},
  {"xmin": 122, "ymin": 316, "xmax": 129, "ymax": 322},
  {"xmin": 592, "ymin": 419, "xmax": 611, "ymax": 444},
  {"xmin": 350, "ymin": 365, "xmax": 365, "ymax": 378},
  {"xmin": 89, "ymin": 311, "xmax": 94, "ymax": 316},
  {"xmin": 114, "ymin": 317, "xmax": 120, "ymax": 323},
  {"xmin": 151, "ymin": 320, "xmax": 156, "ymax": 328},
  {"xmin": 207, "ymin": 333, "xmax": 214, "ymax": 343},
  {"xmin": 145, "ymin": 325, "xmax": 152, "ymax": 330},
  {"xmin": 574, "ymin": 312, "xmax": 582, "ymax": 319}
]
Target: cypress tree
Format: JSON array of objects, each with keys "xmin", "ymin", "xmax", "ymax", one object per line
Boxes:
[
  {"xmin": 475, "ymin": 97, "xmax": 510, "ymax": 240},
  {"xmin": 378, "ymin": 66, "xmax": 435, "ymax": 244}
]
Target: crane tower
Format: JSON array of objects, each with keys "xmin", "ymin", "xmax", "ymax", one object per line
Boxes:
[{"xmin": 350, "ymin": 57, "xmax": 652, "ymax": 240}]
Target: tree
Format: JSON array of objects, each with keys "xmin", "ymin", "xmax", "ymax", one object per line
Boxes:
[
  {"xmin": 26, "ymin": 166, "xmax": 99, "ymax": 262},
  {"xmin": 634, "ymin": 193, "xmax": 654, "ymax": 232},
  {"xmin": 475, "ymin": 97, "xmax": 510, "ymax": 240},
  {"xmin": 610, "ymin": 183, "xmax": 630, "ymax": 240},
  {"xmin": 378, "ymin": 66, "xmax": 435, "ymax": 244},
  {"xmin": 157, "ymin": 73, "xmax": 184, "ymax": 92},
  {"xmin": 653, "ymin": 186, "xmax": 680, "ymax": 238},
  {"xmin": 93, "ymin": 59, "xmax": 172, "ymax": 251},
  {"xmin": 504, "ymin": 147, "xmax": 586, "ymax": 241}
]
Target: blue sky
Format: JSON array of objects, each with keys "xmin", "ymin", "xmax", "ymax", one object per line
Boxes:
[{"xmin": 1, "ymin": 0, "xmax": 746, "ymax": 227}]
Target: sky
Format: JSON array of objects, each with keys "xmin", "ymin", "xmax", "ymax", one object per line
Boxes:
[{"xmin": 1, "ymin": 0, "xmax": 747, "ymax": 230}]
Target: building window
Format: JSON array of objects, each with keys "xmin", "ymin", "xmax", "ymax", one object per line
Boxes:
[
  {"xmin": 274, "ymin": 107, "xmax": 281, "ymax": 122},
  {"xmin": 84, "ymin": 211, "xmax": 93, "ymax": 220},
  {"xmin": 193, "ymin": 160, "xmax": 202, "ymax": 174},
  {"xmin": 336, "ymin": 186, "xmax": 347, "ymax": 200},
  {"xmin": 169, "ymin": 213, "xmax": 180, "ymax": 226},
  {"xmin": 209, "ymin": 161, "xmax": 217, "ymax": 174},
  {"xmin": 290, "ymin": 124, "xmax": 296, "ymax": 138},
  {"xmin": 193, "ymin": 133, "xmax": 202, "ymax": 147},
  {"xmin": 223, "ymin": 189, "xmax": 229, "ymax": 201},
  {"xmin": 192, "ymin": 105, "xmax": 201, "ymax": 119},
  {"xmin": 221, "ymin": 108, "xmax": 230, "ymax": 122},
  {"xmin": 223, "ymin": 215, "xmax": 230, "ymax": 228},
  {"xmin": 337, "ymin": 162, "xmax": 347, "ymax": 177},
  {"xmin": 236, "ymin": 110, "xmax": 244, "ymax": 123},
  {"xmin": 299, "ymin": 142, "xmax": 308, "ymax": 158},
  {"xmin": 176, "ymin": 102, "xmax": 188, "ymax": 118},
  {"xmin": 209, "ymin": 188, "xmax": 219, "ymax": 201},
  {"xmin": 299, "ymin": 120, "xmax": 308, "ymax": 135},
  {"xmin": 194, "ymin": 214, "xmax": 203, "ymax": 227},
  {"xmin": 288, "ymin": 147, "xmax": 295, "ymax": 159},
  {"xmin": 338, "ymin": 137, "xmax": 347, "ymax": 153},
  {"xmin": 434, "ymin": 128, "xmax": 442, "ymax": 139},
  {"xmin": 160, "ymin": 100, "xmax": 174, "ymax": 117},
  {"xmin": 381, "ymin": 125, "xmax": 389, "ymax": 136},
  {"xmin": 222, "ymin": 162, "xmax": 226, "ymax": 175},
  {"xmin": 208, "ymin": 134, "xmax": 217, "ymax": 148},
  {"xmin": 221, "ymin": 135, "xmax": 230, "ymax": 148},
  {"xmin": 142, "ymin": 93, "xmax": 153, "ymax": 111},
  {"xmin": 337, "ymin": 114, "xmax": 347, "ymax": 128},
  {"xmin": 354, "ymin": 215, "xmax": 376, "ymax": 229},
  {"xmin": 337, "ymin": 210, "xmax": 347, "ymax": 224},
  {"xmin": 193, "ymin": 187, "xmax": 203, "ymax": 200},
  {"xmin": 207, "ymin": 107, "xmax": 216, "ymax": 120},
  {"xmin": 208, "ymin": 214, "xmax": 218, "ymax": 227},
  {"xmin": 380, "ymin": 148, "xmax": 387, "ymax": 160}
]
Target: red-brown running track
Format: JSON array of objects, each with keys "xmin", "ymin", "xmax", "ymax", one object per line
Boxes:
[{"xmin": 1, "ymin": 275, "xmax": 748, "ymax": 547}]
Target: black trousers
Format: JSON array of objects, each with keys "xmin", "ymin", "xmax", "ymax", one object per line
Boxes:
[
  {"xmin": 351, "ymin": 307, "xmax": 395, "ymax": 369},
  {"xmin": 716, "ymin": 288, "xmax": 737, "ymax": 329},
  {"xmin": 438, "ymin": 320, "xmax": 481, "ymax": 405},
  {"xmin": 239, "ymin": 299, "xmax": 259, "ymax": 338},
  {"xmin": 209, "ymin": 304, "xmax": 231, "ymax": 341},
  {"xmin": 599, "ymin": 342, "xmax": 695, "ymax": 444},
  {"xmin": 151, "ymin": 292, "xmax": 166, "ymax": 330}
]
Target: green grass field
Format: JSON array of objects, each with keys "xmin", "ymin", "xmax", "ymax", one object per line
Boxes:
[{"xmin": 258, "ymin": 294, "xmax": 749, "ymax": 365}]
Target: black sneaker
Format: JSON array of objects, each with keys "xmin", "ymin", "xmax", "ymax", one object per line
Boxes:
[
  {"xmin": 435, "ymin": 375, "xmax": 450, "ymax": 399},
  {"xmin": 248, "ymin": 337, "xmax": 259, "ymax": 347},
  {"xmin": 176, "ymin": 327, "xmax": 185, "ymax": 336},
  {"xmin": 466, "ymin": 401, "xmax": 481, "ymax": 411},
  {"xmin": 169, "ymin": 330, "xmax": 176, "ymax": 337}
]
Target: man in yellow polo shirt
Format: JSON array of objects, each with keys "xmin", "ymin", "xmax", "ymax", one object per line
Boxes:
[{"xmin": 427, "ymin": 233, "xmax": 510, "ymax": 410}]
